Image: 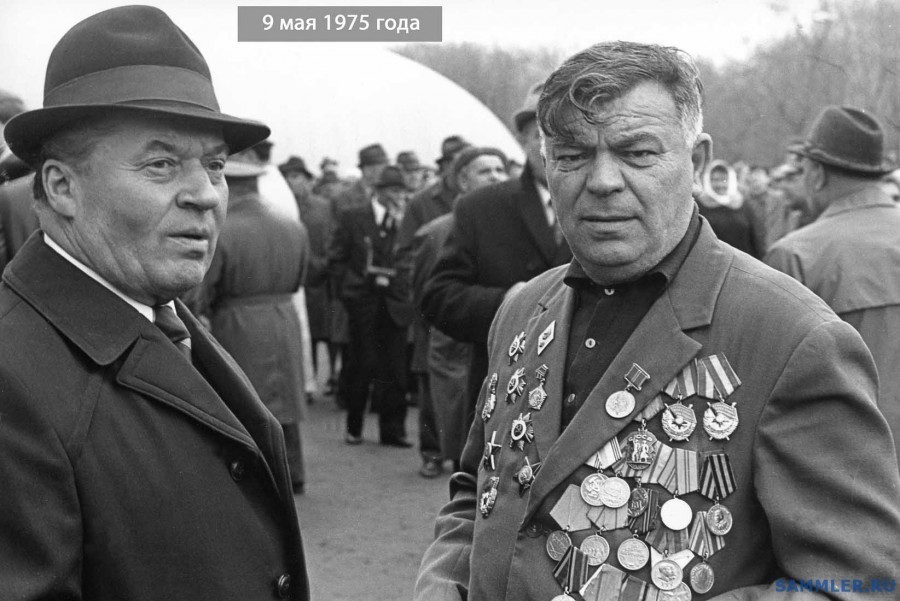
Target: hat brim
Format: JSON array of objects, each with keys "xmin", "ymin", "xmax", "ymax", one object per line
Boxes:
[
  {"xmin": 796, "ymin": 144, "xmax": 895, "ymax": 175},
  {"xmin": 4, "ymin": 102, "xmax": 270, "ymax": 165}
]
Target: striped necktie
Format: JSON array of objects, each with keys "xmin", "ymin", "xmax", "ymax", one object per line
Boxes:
[{"xmin": 154, "ymin": 304, "xmax": 192, "ymax": 362}]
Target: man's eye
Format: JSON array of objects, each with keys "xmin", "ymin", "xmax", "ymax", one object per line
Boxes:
[
  {"xmin": 146, "ymin": 158, "xmax": 176, "ymax": 170},
  {"xmin": 556, "ymin": 152, "xmax": 587, "ymax": 163},
  {"xmin": 207, "ymin": 159, "xmax": 226, "ymax": 172}
]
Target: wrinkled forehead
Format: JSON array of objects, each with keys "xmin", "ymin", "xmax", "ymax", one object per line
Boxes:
[{"xmin": 86, "ymin": 112, "xmax": 227, "ymax": 153}]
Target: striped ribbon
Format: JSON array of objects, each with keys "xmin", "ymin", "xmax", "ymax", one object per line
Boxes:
[
  {"xmin": 634, "ymin": 394, "xmax": 666, "ymax": 423},
  {"xmin": 619, "ymin": 575, "xmax": 650, "ymax": 601},
  {"xmin": 553, "ymin": 546, "xmax": 591, "ymax": 594},
  {"xmin": 625, "ymin": 363, "xmax": 651, "ymax": 391},
  {"xmin": 661, "ymin": 448, "xmax": 700, "ymax": 495},
  {"xmin": 587, "ymin": 503, "xmax": 630, "ymax": 531},
  {"xmin": 688, "ymin": 511, "xmax": 726, "ymax": 558},
  {"xmin": 700, "ymin": 451, "xmax": 737, "ymax": 501},
  {"xmin": 585, "ymin": 437, "xmax": 622, "ymax": 470},
  {"xmin": 647, "ymin": 522, "xmax": 690, "ymax": 554},
  {"xmin": 663, "ymin": 360, "xmax": 698, "ymax": 400},
  {"xmin": 550, "ymin": 484, "xmax": 593, "ymax": 531},
  {"xmin": 696, "ymin": 354, "xmax": 741, "ymax": 400},
  {"xmin": 580, "ymin": 563, "xmax": 625, "ymax": 601}
]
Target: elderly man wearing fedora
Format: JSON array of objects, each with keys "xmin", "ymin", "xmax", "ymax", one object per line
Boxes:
[
  {"xmin": 766, "ymin": 105, "xmax": 900, "ymax": 467},
  {"xmin": 0, "ymin": 6, "xmax": 308, "ymax": 601}
]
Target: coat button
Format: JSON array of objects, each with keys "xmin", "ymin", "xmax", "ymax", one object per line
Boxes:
[
  {"xmin": 229, "ymin": 459, "xmax": 246, "ymax": 481},
  {"xmin": 275, "ymin": 573, "xmax": 292, "ymax": 598},
  {"xmin": 585, "ymin": 338, "xmax": 596, "ymax": 349}
]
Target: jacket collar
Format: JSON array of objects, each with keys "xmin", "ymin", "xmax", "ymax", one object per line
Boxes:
[{"xmin": 820, "ymin": 184, "xmax": 896, "ymax": 220}]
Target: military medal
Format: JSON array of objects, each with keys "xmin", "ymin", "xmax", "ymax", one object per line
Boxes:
[
  {"xmin": 622, "ymin": 426, "xmax": 658, "ymax": 471},
  {"xmin": 553, "ymin": 546, "xmax": 591, "ymax": 597},
  {"xmin": 660, "ymin": 496, "xmax": 693, "ymax": 531},
  {"xmin": 662, "ymin": 402, "xmax": 697, "ymax": 442},
  {"xmin": 690, "ymin": 559, "xmax": 715, "ymax": 594},
  {"xmin": 506, "ymin": 368, "xmax": 526, "ymax": 404},
  {"xmin": 579, "ymin": 530, "xmax": 610, "ymax": 566},
  {"xmin": 509, "ymin": 412, "xmax": 534, "ymax": 451},
  {"xmin": 702, "ymin": 401, "xmax": 739, "ymax": 440},
  {"xmin": 479, "ymin": 476, "xmax": 500, "ymax": 518},
  {"xmin": 598, "ymin": 475, "xmax": 630, "ymax": 508},
  {"xmin": 580, "ymin": 472, "xmax": 608, "ymax": 507},
  {"xmin": 659, "ymin": 582, "xmax": 693, "ymax": 600},
  {"xmin": 706, "ymin": 502, "xmax": 733, "ymax": 536},
  {"xmin": 617, "ymin": 536, "xmax": 650, "ymax": 571},
  {"xmin": 699, "ymin": 451, "xmax": 736, "ymax": 501},
  {"xmin": 546, "ymin": 529, "xmax": 573, "ymax": 561},
  {"xmin": 627, "ymin": 482, "xmax": 650, "ymax": 518},
  {"xmin": 508, "ymin": 331, "xmax": 526, "ymax": 364},
  {"xmin": 605, "ymin": 363, "xmax": 650, "ymax": 419},
  {"xmin": 628, "ymin": 489, "xmax": 660, "ymax": 535},
  {"xmin": 537, "ymin": 320, "xmax": 555, "ymax": 355},
  {"xmin": 550, "ymin": 485, "xmax": 593, "ymax": 532},
  {"xmin": 689, "ymin": 511, "xmax": 726, "ymax": 560},
  {"xmin": 482, "ymin": 431, "xmax": 502, "ymax": 471},
  {"xmin": 482, "ymin": 373, "xmax": 499, "ymax": 421},
  {"xmin": 514, "ymin": 457, "xmax": 541, "ymax": 496},
  {"xmin": 651, "ymin": 556, "xmax": 684, "ymax": 591},
  {"xmin": 528, "ymin": 364, "xmax": 549, "ymax": 411}
]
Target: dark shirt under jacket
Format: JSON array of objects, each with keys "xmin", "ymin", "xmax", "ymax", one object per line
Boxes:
[{"xmin": 561, "ymin": 211, "xmax": 701, "ymax": 427}]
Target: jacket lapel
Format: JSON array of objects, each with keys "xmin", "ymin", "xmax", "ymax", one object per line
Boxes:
[
  {"xmin": 523, "ymin": 221, "xmax": 732, "ymax": 521},
  {"xmin": 515, "ymin": 166, "xmax": 558, "ymax": 265}
]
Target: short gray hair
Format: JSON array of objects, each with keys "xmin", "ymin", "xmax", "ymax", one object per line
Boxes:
[{"xmin": 538, "ymin": 41, "xmax": 704, "ymax": 146}]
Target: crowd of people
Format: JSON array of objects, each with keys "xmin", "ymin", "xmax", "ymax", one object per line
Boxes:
[{"xmin": 1, "ymin": 5, "xmax": 899, "ymax": 601}]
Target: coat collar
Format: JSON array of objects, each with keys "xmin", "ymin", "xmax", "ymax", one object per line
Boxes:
[
  {"xmin": 514, "ymin": 163, "xmax": 561, "ymax": 265},
  {"xmin": 521, "ymin": 220, "xmax": 731, "ymax": 521},
  {"xmin": 819, "ymin": 184, "xmax": 896, "ymax": 220}
]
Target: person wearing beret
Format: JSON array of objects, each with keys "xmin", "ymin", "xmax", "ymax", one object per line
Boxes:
[
  {"xmin": 415, "ymin": 41, "xmax": 900, "ymax": 601},
  {"xmin": 328, "ymin": 165, "xmax": 414, "ymax": 447},
  {"xmin": 766, "ymin": 105, "xmax": 900, "ymax": 469},
  {"xmin": 0, "ymin": 6, "xmax": 308, "ymax": 600}
]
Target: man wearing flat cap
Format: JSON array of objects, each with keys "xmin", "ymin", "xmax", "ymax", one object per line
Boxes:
[
  {"xmin": 329, "ymin": 165, "xmax": 413, "ymax": 446},
  {"xmin": 767, "ymin": 105, "xmax": 900, "ymax": 467},
  {"xmin": 0, "ymin": 6, "xmax": 308, "ymax": 601},
  {"xmin": 415, "ymin": 42, "xmax": 900, "ymax": 601}
]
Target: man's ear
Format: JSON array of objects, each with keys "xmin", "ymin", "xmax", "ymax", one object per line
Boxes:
[
  {"xmin": 690, "ymin": 134, "xmax": 712, "ymax": 199},
  {"xmin": 42, "ymin": 159, "xmax": 80, "ymax": 218},
  {"xmin": 810, "ymin": 161, "xmax": 827, "ymax": 191}
]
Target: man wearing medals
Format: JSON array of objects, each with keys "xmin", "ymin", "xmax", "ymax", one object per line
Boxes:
[{"xmin": 414, "ymin": 41, "xmax": 900, "ymax": 601}]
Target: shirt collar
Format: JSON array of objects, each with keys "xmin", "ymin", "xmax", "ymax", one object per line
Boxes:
[
  {"xmin": 43, "ymin": 233, "xmax": 166, "ymax": 322},
  {"xmin": 564, "ymin": 206, "xmax": 701, "ymax": 291},
  {"xmin": 370, "ymin": 197, "xmax": 387, "ymax": 224}
]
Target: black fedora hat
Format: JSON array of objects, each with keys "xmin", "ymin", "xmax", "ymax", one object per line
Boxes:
[
  {"xmin": 375, "ymin": 165, "xmax": 407, "ymax": 189},
  {"xmin": 279, "ymin": 155, "xmax": 313, "ymax": 179},
  {"xmin": 796, "ymin": 105, "xmax": 894, "ymax": 175},
  {"xmin": 4, "ymin": 5, "xmax": 270, "ymax": 164}
]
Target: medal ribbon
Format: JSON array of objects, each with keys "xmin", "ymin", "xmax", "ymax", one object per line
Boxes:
[
  {"xmin": 553, "ymin": 546, "xmax": 590, "ymax": 594},
  {"xmin": 587, "ymin": 503, "xmax": 629, "ymax": 531},
  {"xmin": 634, "ymin": 394, "xmax": 666, "ymax": 423},
  {"xmin": 618, "ymin": 441, "xmax": 672, "ymax": 485},
  {"xmin": 688, "ymin": 511, "xmax": 726, "ymax": 558},
  {"xmin": 627, "ymin": 489, "xmax": 659, "ymax": 535},
  {"xmin": 662, "ymin": 448, "xmax": 699, "ymax": 495},
  {"xmin": 700, "ymin": 451, "xmax": 737, "ymax": 501},
  {"xmin": 697, "ymin": 354, "xmax": 741, "ymax": 400},
  {"xmin": 585, "ymin": 437, "xmax": 622, "ymax": 470},
  {"xmin": 581, "ymin": 563, "xmax": 625, "ymax": 601},
  {"xmin": 619, "ymin": 575, "xmax": 650, "ymax": 601},
  {"xmin": 663, "ymin": 360, "xmax": 698, "ymax": 399},
  {"xmin": 624, "ymin": 363, "xmax": 650, "ymax": 391}
]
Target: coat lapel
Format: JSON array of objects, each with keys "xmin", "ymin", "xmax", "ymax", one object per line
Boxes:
[
  {"xmin": 515, "ymin": 166, "xmax": 558, "ymax": 265},
  {"xmin": 523, "ymin": 220, "xmax": 732, "ymax": 522}
]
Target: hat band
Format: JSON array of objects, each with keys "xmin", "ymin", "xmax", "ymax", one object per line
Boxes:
[{"xmin": 44, "ymin": 65, "xmax": 220, "ymax": 111}]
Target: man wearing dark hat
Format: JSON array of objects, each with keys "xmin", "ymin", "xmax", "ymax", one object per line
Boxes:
[
  {"xmin": 421, "ymin": 83, "xmax": 572, "ymax": 432},
  {"xmin": 332, "ymin": 142, "xmax": 390, "ymax": 217},
  {"xmin": 0, "ymin": 6, "xmax": 308, "ymax": 601},
  {"xmin": 329, "ymin": 165, "xmax": 413, "ymax": 446},
  {"xmin": 397, "ymin": 150, "xmax": 427, "ymax": 192},
  {"xmin": 190, "ymin": 147, "xmax": 310, "ymax": 493},
  {"xmin": 766, "ymin": 105, "xmax": 900, "ymax": 466},
  {"xmin": 0, "ymin": 89, "xmax": 39, "ymax": 272},
  {"xmin": 280, "ymin": 155, "xmax": 335, "ymax": 390},
  {"xmin": 416, "ymin": 42, "xmax": 900, "ymax": 601}
]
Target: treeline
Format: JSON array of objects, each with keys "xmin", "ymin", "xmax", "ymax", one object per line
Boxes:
[{"xmin": 395, "ymin": 0, "xmax": 900, "ymax": 168}]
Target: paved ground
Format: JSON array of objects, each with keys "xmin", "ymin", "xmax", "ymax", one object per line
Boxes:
[{"xmin": 293, "ymin": 394, "xmax": 450, "ymax": 601}]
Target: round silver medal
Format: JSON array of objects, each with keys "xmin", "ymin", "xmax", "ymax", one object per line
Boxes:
[
  {"xmin": 706, "ymin": 503, "xmax": 734, "ymax": 536},
  {"xmin": 579, "ymin": 534, "xmax": 610, "ymax": 566},
  {"xmin": 617, "ymin": 537, "xmax": 650, "ymax": 571},
  {"xmin": 660, "ymin": 497, "xmax": 693, "ymax": 531},
  {"xmin": 546, "ymin": 530, "xmax": 573, "ymax": 561},
  {"xmin": 550, "ymin": 595, "xmax": 576, "ymax": 601},
  {"xmin": 651, "ymin": 558, "xmax": 684, "ymax": 591},
  {"xmin": 605, "ymin": 390, "xmax": 636, "ymax": 419},
  {"xmin": 580, "ymin": 473, "xmax": 608, "ymax": 507},
  {"xmin": 661, "ymin": 403, "xmax": 697, "ymax": 442},
  {"xmin": 690, "ymin": 561, "xmax": 715, "ymax": 594},
  {"xmin": 598, "ymin": 476, "xmax": 630, "ymax": 508},
  {"xmin": 659, "ymin": 581, "xmax": 693, "ymax": 601}
]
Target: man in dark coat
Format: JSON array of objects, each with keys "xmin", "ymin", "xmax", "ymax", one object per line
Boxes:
[
  {"xmin": 421, "ymin": 85, "xmax": 572, "ymax": 422},
  {"xmin": 0, "ymin": 7, "xmax": 308, "ymax": 600},
  {"xmin": 415, "ymin": 41, "xmax": 900, "ymax": 601},
  {"xmin": 329, "ymin": 165, "xmax": 414, "ymax": 446},
  {"xmin": 192, "ymin": 150, "xmax": 310, "ymax": 491},
  {"xmin": 0, "ymin": 173, "xmax": 39, "ymax": 268},
  {"xmin": 280, "ymin": 154, "xmax": 335, "ymax": 388}
]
